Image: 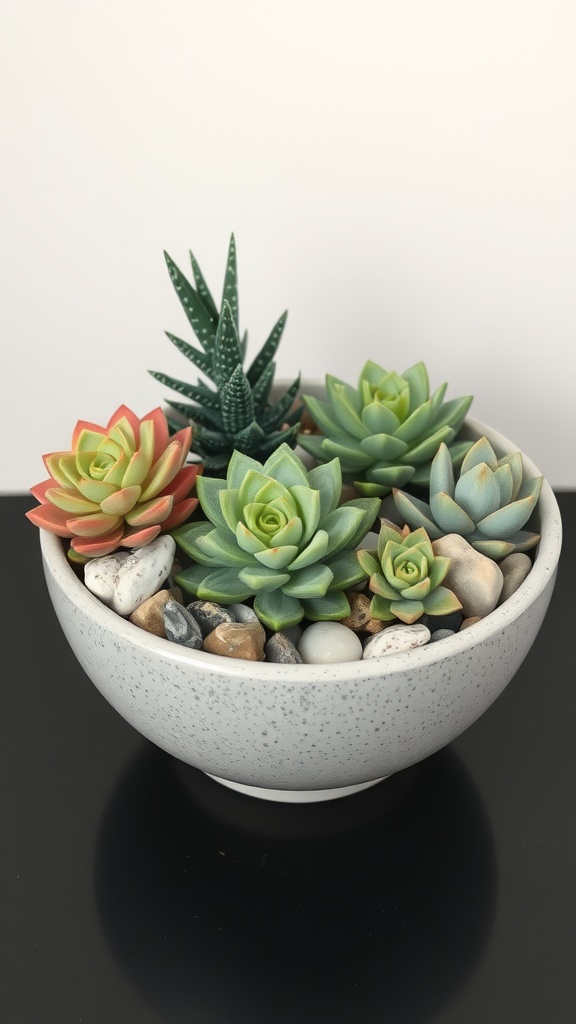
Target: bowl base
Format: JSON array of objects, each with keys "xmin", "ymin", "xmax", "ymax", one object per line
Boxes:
[{"xmin": 204, "ymin": 773, "xmax": 387, "ymax": 802}]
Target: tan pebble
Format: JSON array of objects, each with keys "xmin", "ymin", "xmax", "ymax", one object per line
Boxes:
[
  {"xmin": 432, "ymin": 534, "xmax": 503, "ymax": 618},
  {"xmin": 203, "ymin": 621, "xmax": 266, "ymax": 661},
  {"xmin": 459, "ymin": 616, "xmax": 482, "ymax": 631},
  {"xmin": 129, "ymin": 589, "xmax": 176, "ymax": 637},
  {"xmin": 340, "ymin": 591, "xmax": 386, "ymax": 634},
  {"xmin": 498, "ymin": 552, "xmax": 533, "ymax": 605}
]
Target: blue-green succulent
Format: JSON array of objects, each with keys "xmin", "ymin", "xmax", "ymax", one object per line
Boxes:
[
  {"xmin": 172, "ymin": 443, "xmax": 380, "ymax": 631},
  {"xmin": 393, "ymin": 436, "xmax": 543, "ymax": 560},
  {"xmin": 357, "ymin": 521, "xmax": 462, "ymax": 624},
  {"xmin": 297, "ymin": 360, "xmax": 473, "ymax": 497}
]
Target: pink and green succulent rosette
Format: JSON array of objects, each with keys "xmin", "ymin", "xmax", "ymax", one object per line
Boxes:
[{"xmin": 26, "ymin": 405, "xmax": 200, "ymax": 559}]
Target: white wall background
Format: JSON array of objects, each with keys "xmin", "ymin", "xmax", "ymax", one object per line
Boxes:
[{"xmin": 1, "ymin": 0, "xmax": 575, "ymax": 492}]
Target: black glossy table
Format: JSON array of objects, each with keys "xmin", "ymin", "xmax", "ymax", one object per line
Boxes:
[{"xmin": 2, "ymin": 493, "xmax": 574, "ymax": 1024}]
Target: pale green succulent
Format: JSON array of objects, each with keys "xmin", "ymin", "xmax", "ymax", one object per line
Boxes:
[
  {"xmin": 393, "ymin": 436, "xmax": 543, "ymax": 560},
  {"xmin": 172, "ymin": 443, "xmax": 380, "ymax": 631},
  {"xmin": 357, "ymin": 522, "xmax": 462, "ymax": 624},
  {"xmin": 297, "ymin": 360, "xmax": 473, "ymax": 497},
  {"xmin": 149, "ymin": 234, "xmax": 302, "ymax": 472}
]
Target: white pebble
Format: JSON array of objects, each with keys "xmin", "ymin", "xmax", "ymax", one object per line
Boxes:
[
  {"xmin": 298, "ymin": 621, "xmax": 363, "ymax": 664},
  {"xmin": 84, "ymin": 534, "xmax": 176, "ymax": 617},
  {"xmin": 363, "ymin": 622, "xmax": 431, "ymax": 659}
]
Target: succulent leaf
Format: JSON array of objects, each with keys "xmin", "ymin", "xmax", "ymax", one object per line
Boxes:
[
  {"xmin": 302, "ymin": 591, "xmax": 352, "ymax": 622},
  {"xmin": 163, "ymin": 251, "xmax": 217, "ymax": 351},
  {"xmin": 173, "ymin": 444, "xmax": 379, "ymax": 630}
]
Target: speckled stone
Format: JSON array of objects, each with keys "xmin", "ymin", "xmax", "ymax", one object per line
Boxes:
[
  {"xmin": 84, "ymin": 535, "xmax": 176, "ymax": 616},
  {"xmin": 129, "ymin": 588, "xmax": 179, "ymax": 637},
  {"xmin": 363, "ymin": 622, "xmax": 431, "ymax": 658},
  {"xmin": 186, "ymin": 601, "xmax": 237, "ymax": 636},
  {"xmin": 163, "ymin": 600, "xmax": 203, "ymax": 649},
  {"xmin": 339, "ymin": 591, "xmax": 385, "ymax": 635},
  {"xmin": 432, "ymin": 534, "xmax": 503, "ymax": 618},
  {"xmin": 498, "ymin": 553, "xmax": 533, "ymax": 606},
  {"xmin": 298, "ymin": 622, "xmax": 363, "ymax": 664},
  {"xmin": 265, "ymin": 632, "xmax": 303, "ymax": 664},
  {"xmin": 203, "ymin": 621, "xmax": 266, "ymax": 661}
]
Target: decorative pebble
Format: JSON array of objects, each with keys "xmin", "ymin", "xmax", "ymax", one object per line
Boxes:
[
  {"xmin": 129, "ymin": 588, "xmax": 179, "ymax": 638},
  {"xmin": 265, "ymin": 632, "xmax": 303, "ymax": 664},
  {"xmin": 429, "ymin": 628, "xmax": 456, "ymax": 643},
  {"xmin": 227, "ymin": 602, "xmax": 259, "ymax": 625},
  {"xmin": 498, "ymin": 553, "xmax": 533, "ymax": 606},
  {"xmin": 339, "ymin": 591, "xmax": 385, "ymax": 634},
  {"xmin": 203, "ymin": 621, "xmax": 266, "ymax": 661},
  {"xmin": 298, "ymin": 622, "xmax": 363, "ymax": 664},
  {"xmin": 362, "ymin": 622, "xmax": 431, "ymax": 659},
  {"xmin": 163, "ymin": 600, "xmax": 203, "ymax": 649},
  {"xmin": 432, "ymin": 534, "xmax": 503, "ymax": 618},
  {"xmin": 84, "ymin": 535, "xmax": 176, "ymax": 616},
  {"xmin": 460, "ymin": 615, "xmax": 482, "ymax": 630},
  {"xmin": 280, "ymin": 622, "xmax": 304, "ymax": 648},
  {"xmin": 186, "ymin": 600, "xmax": 237, "ymax": 636}
]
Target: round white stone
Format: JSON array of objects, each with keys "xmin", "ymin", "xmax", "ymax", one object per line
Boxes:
[{"xmin": 298, "ymin": 621, "xmax": 363, "ymax": 664}]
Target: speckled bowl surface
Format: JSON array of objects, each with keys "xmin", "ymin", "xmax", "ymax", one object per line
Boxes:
[{"xmin": 40, "ymin": 412, "xmax": 562, "ymax": 802}]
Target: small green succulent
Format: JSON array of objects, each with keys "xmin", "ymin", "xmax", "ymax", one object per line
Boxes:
[
  {"xmin": 393, "ymin": 436, "xmax": 543, "ymax": 560},
  {"xmin": 297, "ymin": 360, "xmax": 473, "ymax": 497},
  {"xmin": 149, "ymin": 234, "xmax": 302, "ymax": 473},
  {"xmin": 172, "ymin": 443, "xmax": 380, "ymax": 631},
  {"xmin": 357, "ymin": 521, "xmax": 462, "ymax": 624}
]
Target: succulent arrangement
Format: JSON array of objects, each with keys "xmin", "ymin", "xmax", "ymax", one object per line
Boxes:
[{"xmin": 25, "ymin": 234, "xmax": 545, "ymax": 664}]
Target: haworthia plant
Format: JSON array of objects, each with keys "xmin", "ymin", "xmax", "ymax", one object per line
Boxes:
[{"xmin": 149, "ymin": 234, "xmax": 303, "ymax": 472}]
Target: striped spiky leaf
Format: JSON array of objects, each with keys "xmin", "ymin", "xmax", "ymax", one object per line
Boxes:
[{"xmin": 150, "ymin": 234, "xmax": 303, "ymax": 474}]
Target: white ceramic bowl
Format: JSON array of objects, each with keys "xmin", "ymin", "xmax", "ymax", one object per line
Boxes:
[{"xmin": 39, "ymin": 411, "xmax": 562, "ymax": 803}]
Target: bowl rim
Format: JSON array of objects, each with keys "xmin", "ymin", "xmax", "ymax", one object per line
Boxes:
[{"xmin": 39, "ymin": 413, "xmax": 563, "ymax": 682}]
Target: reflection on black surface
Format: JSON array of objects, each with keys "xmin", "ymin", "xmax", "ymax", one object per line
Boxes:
[{"xmin": 95, "ymin": 746, "xmax": 497, "ymax": 1024}]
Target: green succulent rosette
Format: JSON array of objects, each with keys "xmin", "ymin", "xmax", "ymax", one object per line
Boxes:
[
  {"xmin": 393, "ymin": 437, "xmax": 543, "ymax": 560},
  {"xmin": 172, "ymin": 443, "xmax": 380, "ymax": 631},
  {"xmin": 297, "ymin": 360, "xmax": 473, "ymax": 497},
  {"xmin": 357, "ymin": 521, "xmax": 462, "ymax": 625}
]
